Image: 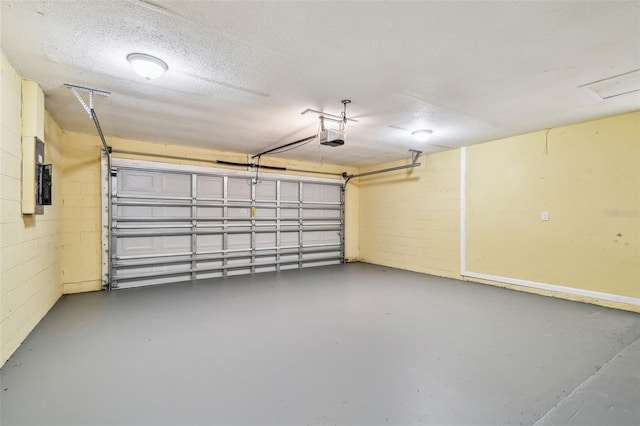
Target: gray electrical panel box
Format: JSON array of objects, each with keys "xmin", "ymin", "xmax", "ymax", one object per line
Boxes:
[{"xmin": 34, "ymin": 138, "xmax": 51, "ymax": 215}]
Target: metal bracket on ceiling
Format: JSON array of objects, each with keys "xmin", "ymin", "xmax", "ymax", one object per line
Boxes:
[
  {"xmin": 301, "ymin": 106, "xmax": 359, "ymax": 124},
  {"xmin": 65, "ymin": 83, "xmax": 111, "ymax": 153},
  {"xmin": 64, "ymin": 83, "xmax": 111, "ymax": 118},
  {"xmin": 410, "ymin": 149, "xmax": 422, "ymax": 165}
]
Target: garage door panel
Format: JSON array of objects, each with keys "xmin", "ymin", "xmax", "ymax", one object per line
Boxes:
[
  {"xmin": 304, "ymin": 259, "xmax": 340, "ymax": 268},
  {"xmin": 119, "ymin": 170, "xmax": 190, "ymax": 197},
  {"xmin": 118, "ymin": 235, "xmax": 192, "ymax": 254},
  {"xmin": 229, "ymin": 226, "xmax": 252, "ymax": 234},
  {"xmin": 255, "ymin": 208, "xmax": 275, "ymax": 218},
  {"xmin": 228, "ymin": 234, "xmax": 250, "ymax": 250},
  {"xmin": 228, "ymin": 207, "xmax": 250, "ymax": 218},
  {"xmin": 197, "ymin": 234, "xmax": 223, "ymax": 252},
  {"xmin": 280, "ymin": 254, "xmax": 300, "ymax": 270},
  {"xmin": 117, "ymin": 205, "xmax": 191, "ymax": 218},
  {"xmin": 120, "ymin": 275, "xmax": 192, "ymax": 288},
  {"xmin": 197, "ymin": 206, "xmax": 223, "ymax": 218},
  {"xmin": 302, "ymin": 183, "xmax": 340, "ymax": 203},
  {"xmin": 302, "ymin": 250, "xmax": 341, "ymax": 261},
  {"xmin": 119, "ymin": 171, "xmax": 153, "ymax": 193},
  {"xmin": 196, "ymin": 260, "xmax": 224, "ymax": 279},
  {"xmin": 118, "ymin": 221, "xmax": 190, "ymax": 230},
  {"xmin": 255, "ymin": 180, "xmax": 276, "ymax": 200},
  {"xmin": 162, "ymin": 175, "xmax": 192, "ymax": 195},
  {"xmin": 228, "ymin": 178, "xmax": 251, "ymax": 199},
  {"xmin": 163, "ymin": 235, "xmax": 192, "ymax": 250},
  {"xmin": 117, "ymin": 235, "xmax": 191, "ymax": 256},
  {"xmin": 118, "ymin": 205, "xmax": 153, "ymax": 217},
  {"xmin": 227, "ymin": 268, "xmax": 251, "ymax": 276},
  {"xmin": 197, "ymin": 271, "xmax": 224, "ymax": 279},
  {"xmin": 110, "ymin": 163, "xmax": 343, "ymax": 289},
  {"xmin": 280, "ymin": 208, "xmax": 298, "ymax": 218},
  {"xmin": 281, "ymin": 181, "xmax": 299, "ymax": 202},
  {"xmin": 303, "ymin": 208, "xmax": 340, "ymax": 219},
  {"xmin": 257, "ymin": 249, "xmax": 278, "ymax": 257},
  {"xmin": 256, "ymin": 233, "xmax": 276, "ymax": 249},
  {"xmin": 302, "ymin": 230, "xmax": 340, "ymax": 246},
  {"xmin": 280, "ymin": 231, "xmax": 299, "ymax": 247},
  {"xmin": 196, "ymin": 176, "xmax": 223, "ymax": 198},
  {"xmin": 115, "ymin": 262, "xmax": 191, "ymax": 277},
  {"xmin": 164, "ymin": 206, "xmax": 191, "ymax": 217},
  {"xmin": 255, "ymin": 260, "xmax": 276, "ymax": 273},
  {"xmin": 118, "ymin": 236, "xmax": 154, "ymax": 253},
  {"xmin": 227, "ymin": 255, "xmax": 251, "ymax": 265}
]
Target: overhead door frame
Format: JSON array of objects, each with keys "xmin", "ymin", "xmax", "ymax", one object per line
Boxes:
[{"xmin": 102, "ymin": 158, "xmax": 345, "ymax": 290}]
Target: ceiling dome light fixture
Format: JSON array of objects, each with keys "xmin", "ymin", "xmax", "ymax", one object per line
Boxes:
[
  {"xmin": 412, "ymin": 129, "xmax": 433, "ymax": 142},
  {"xmin": 127, "ymin": 53, "xmax": 168, "ymax": 80}
]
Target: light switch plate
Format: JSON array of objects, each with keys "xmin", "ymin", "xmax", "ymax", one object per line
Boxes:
[{"xmin": 541, "ymin": 211, "xmax": 549, "ymax": 221}]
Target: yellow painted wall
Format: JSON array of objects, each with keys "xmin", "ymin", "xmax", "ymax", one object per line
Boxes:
[
  {"xmin": 1, "ymin": 54, "xmax": 64, "ymax": 366},
  {"xmin": 60, "ymin": 132, "xmax": 359, "ymax": 293},
  {"xmin": 466, "ymin": 111, "xmax": 639, "ymax": 300},
  {"xmin": 58, "ymin": 132, "xmax": 103, "ymax": 293},
  {"xmin": 357, "ymin": 111, "xmax": 639, "ymax": 311},
  {"xmin": 357, "ymin": 149, "xmax": 460, "ymax": 277}
]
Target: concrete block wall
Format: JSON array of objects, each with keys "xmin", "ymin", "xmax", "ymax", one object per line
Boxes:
[
  {"xmin": 59, "ymin": 133, "xmax": 103, "ymax": 294},
  {"xmin": 0, "ymin": 54, "xmax": 63, "ymax": 365},
  {"xmin": 357, "ymin": 149, "xmax": 460, "ymax": 278}
]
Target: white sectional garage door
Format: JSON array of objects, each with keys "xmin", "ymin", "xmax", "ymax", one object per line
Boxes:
[{"xmin": 108, "ymin": 159, "xmax": 344, "ymax": 289}]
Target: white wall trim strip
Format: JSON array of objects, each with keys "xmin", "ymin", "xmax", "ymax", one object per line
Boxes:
[
  {"xmin": 462, "ymin": 270, "xmax": 640, "ymax": 306},
  {"xmin": 459, "ymin": 146, "xmax": 639, "ymax": 307},
  {"xmin": 459, "ymin": 147, "xmax": 466, "ymax": 275}
]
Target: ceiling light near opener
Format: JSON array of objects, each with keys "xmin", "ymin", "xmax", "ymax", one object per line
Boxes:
[
  {"xmin": 412, "ymin": 129, "xmax": 433, "ymax": 142},
  {"xmin": 127, "ymin": 53, "xmax": 168, "ymax": 80}
]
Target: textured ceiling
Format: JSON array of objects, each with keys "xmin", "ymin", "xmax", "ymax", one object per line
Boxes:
[{"xmin": 2, "ymin": 1, "xmax": 639, "ymax": 167}]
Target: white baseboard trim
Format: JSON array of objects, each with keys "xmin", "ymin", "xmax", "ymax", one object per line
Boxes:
[{"xmin": 462, "ymin": 269, "xmax": 640, "ymax": 307}]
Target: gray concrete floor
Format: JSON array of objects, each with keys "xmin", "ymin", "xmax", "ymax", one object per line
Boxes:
[{"xmin": 1, "ymin": 262, "xmax": 639, "ymax": 426}]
